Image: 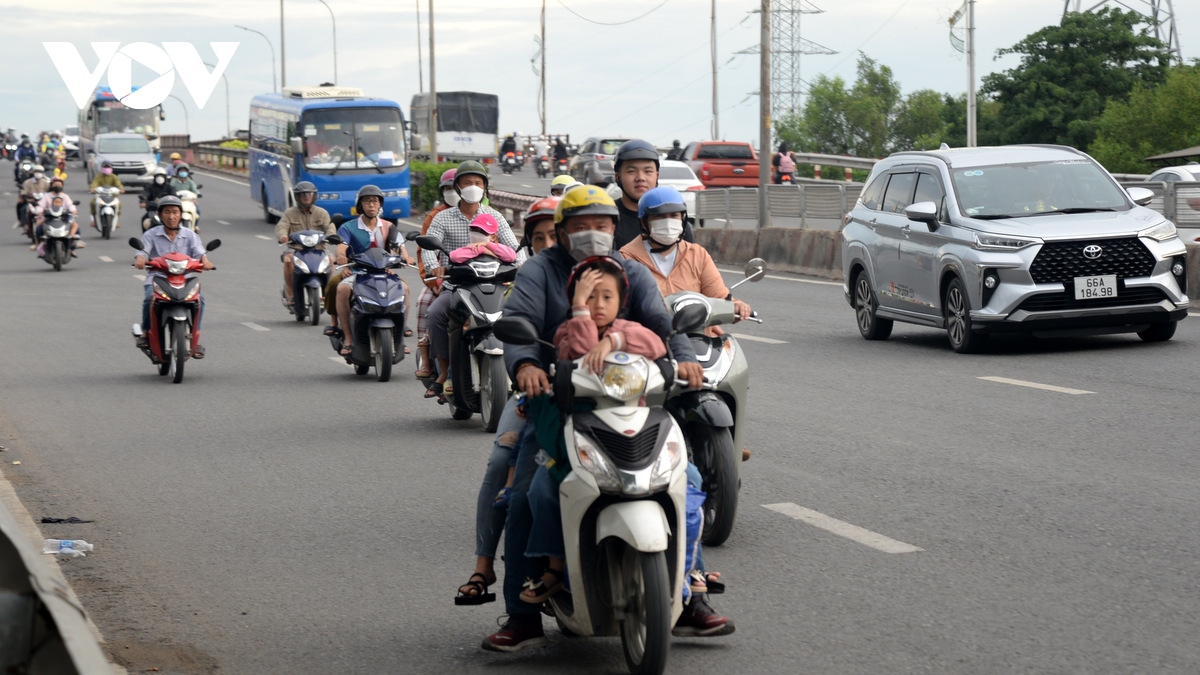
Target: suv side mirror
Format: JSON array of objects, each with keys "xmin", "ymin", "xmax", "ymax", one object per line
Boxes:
[
  {"xmin": 1126, "ymin": 186, "xmax": 1155, "ymax": 207},
  {"xmin": 904, "ymin": 201, "xmax": 939, "ymax": 230}
]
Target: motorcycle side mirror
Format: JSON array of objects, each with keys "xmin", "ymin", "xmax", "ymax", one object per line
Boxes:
[
  {"xmin": 72, "ymin": 200, "xmax": 81, "ymax": 205},
  {"xmin": 196, "ymin": 184, "xmax": 204, "ymax": 190},
  {"xmin": 494, "ymin": 317, "xmax": 541, "ymax": 346},
  {"xmin": 415, "ymin": 234, "xmax": 448, "ymax": 253},
  {"xmin": 672, "ymin": 303, "xmax": 709, "ymax": 335},
  {"xmin": 127, "ymin": 237, "xmax": 143, "ymax": 251},
  {"xmin": 744, "ymin": 258, "xmax": 766, "ymax": 282},
  {"xmin": 205, "ymin": 239, "xmax": 222, "ymax": 251},
  {"xmin": 325, "ymin": 234, "xmax": 343, "ymax": 245},
  {"xmin": 331, "ymin": 214, "xmax": 345, "ymax": 226},
  {"xmin": 404, "ymin": 229, "xmax": 421, "ymax": 242}
]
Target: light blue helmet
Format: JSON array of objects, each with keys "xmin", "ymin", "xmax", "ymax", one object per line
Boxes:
[{"xmin": 637, "ymin": 185, "xmax": 687, "ymax": 220}]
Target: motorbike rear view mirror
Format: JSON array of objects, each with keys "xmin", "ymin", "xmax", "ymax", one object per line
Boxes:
[
  {"xmin": 325, "ymin": 234, "xmax": 343, "ymax": 245},
  {"xmin": 415, "ymin": 234, "xmax": 447, "ymax": 253},
  {"xmin": 672, "ymin": 303, "xmax": 709, "ymax": 335},
  {"xmin": 494, "ymin": 317, "xmax": 541, "ymax": 346},
  {"xmin": 331, "ymin": 214, "xmax": 345, "ymax": 226},
  {"xmin": 127, "ymin": 237, "xmax": 143, "ymax": 251},
  {"xmin": 744, "ymin": 258, "xmax": 766, "ymax": 282},
  {"xmin": 204, "ymin": 239, "xmax": 222, "ymax": 252},
  {"xmin": 72, "ymin": 200, "xmax": 81, "ymax": 206},
  {"xmin": 404, "ymin": 229, "xmax": 421, "ymax": 242}
]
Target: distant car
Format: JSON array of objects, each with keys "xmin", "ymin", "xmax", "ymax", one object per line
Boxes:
[
  {"xmin": 62, "ymin": 124, "xmax": 80, "ymax": 160},
  {"xmin": 842, "ymin": 144, "xmax": 1189, "ymax": 352},
  {"xmin": 656, "ymin": 160, "xmax": 705, "ymax": 223},
  {"xmin": 680, "ymin": 141, "xmax": 759, "ymax": 187},
  {"xmin": 570, "ymin": 137, "xmax": 628, "ymax": 186},
  {"xmin": 1146, "ymin": 164, "xmax": 1200, "ymax": 244},
  {"xmin": 87, "ymin": 133, "xmax": 158, "ymax": 186}
]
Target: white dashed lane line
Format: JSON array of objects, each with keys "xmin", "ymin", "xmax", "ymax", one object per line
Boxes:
[
  {"xmin": 764, "ymin": 503, "xmax": 924, "ymax": 553},
  {"xmin": 255, "ymin": 235, "xmax": 272, "ymax": 241},
  {"xmin": 716, "ymin": 267, "xmax": 841, "ymax": 287},
  {"xmin": 217, "ymin": 220, "xmax": 230, "ymax": 225},
  {"xmin": 1190, "ymin": 312, "xmax": 1200, "ymax": 318},
  {"xmin": 133, "ymin": 274, "xmax": 146, "ymax": 281},
  {"xmin": 729, "ymin": 332, "xmax": 787, "ymax": 345},
  {"xmin": 977, "ymin": 376, "xmax": 1094, "ymax": 395},
  {"xmin": 240, "ymin": 322, "xmax": 270, "ymax": 332},
  {"xmin": 98, "ymin": 256, "xmax": 113, "ymax": 262}
]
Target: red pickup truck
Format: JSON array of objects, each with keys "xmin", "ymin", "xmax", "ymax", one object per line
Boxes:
[{"xmin": 681, "ymin": 141, "xmax": 759, "ymax": 187}]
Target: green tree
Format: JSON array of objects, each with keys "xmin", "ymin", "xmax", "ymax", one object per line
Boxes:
[
  {"xmin": 1089, "ymin": 65, "xmax": 1200, "ymax": 173},
  {"xmin": 939, "ymin": 93, "xmax": 1004, "ymax": 148},
  {"xmin": 844, "ymin": 54, "xmax": 901, "ymax": 158},
  {"xmin": 891, "ymin": 89, "xmax": 948, "ymax": 151},
  {"xmin": 981, "ymin": 7, "xmax": 1170, "ymax": 149}
]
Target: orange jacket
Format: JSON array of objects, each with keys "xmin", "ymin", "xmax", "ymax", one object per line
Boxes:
[
  {"xmin": 618, "ymin": 236, "xmax": 729, "ymax": 300},
  {"xmin": 417, "ymin": 203, "xmax": 450, "ymax": 289}
]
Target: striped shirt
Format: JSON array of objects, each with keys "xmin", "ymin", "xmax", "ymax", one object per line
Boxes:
[{"xmin": 420, "ymin": 204, "xmax": 519, "ymax": 271}]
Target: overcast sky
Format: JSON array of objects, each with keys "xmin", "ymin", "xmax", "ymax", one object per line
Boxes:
[{"xmin": 1, "ymin": 0, "xmax": 1196, "ymax": 147}]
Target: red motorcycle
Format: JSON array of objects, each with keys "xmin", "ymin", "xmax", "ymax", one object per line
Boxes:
[{"xmin": 127, "ymin": 237, "xmax": 221, "ymax": 383}]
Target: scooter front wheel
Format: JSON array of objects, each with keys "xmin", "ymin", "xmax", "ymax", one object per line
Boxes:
[
  {"xmin": 159, "ymin": 324, "xmax": 173, "ymax": 377},
  {"xmin": 172, "ymin": 323, "xmax": 188, "ymax": 383},
  {"xmin": 618, "ymin": 546, "xmax": 671, "ymax": 675},
  {"xmin": 308, "ymin": 287, "xmax": 321, "ymax": 326},
  {"xmin": 374, "ymin": 327, "xmax": 393, "ymax": 382},
  {"xmin": 693, "ymin": 425, "xmax": 739, "ymax": 547}
]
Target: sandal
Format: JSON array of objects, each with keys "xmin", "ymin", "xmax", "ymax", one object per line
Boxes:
[
  {"xmin": 454, "ymin": 572, "xmax": 497, "ymax": 606},
  {"xmin": 414, "ymin": 368, "xmax": 433, "ymax": 379},
  {"xmin": 444, "ymin": 381, "xmax": 455, "ymax": 397},
  {"xmin": 424, "ymin": 381, "xmax": 444, "ymax": 399},
  {"xmin": 520, "ymin": 568, "xmax": 565, "ymax": 604},
  {"xmin": 493, "ymin": 487, "xmax": 512, "ymax": 510},
  {"xmin": 323, "ymin": 325, "xmax": 343, "ymax": 338},
  {"xmin": 339, "ymin": 346, "xmax": 352, "ymax": 357},
  {"xmin": 404, "ymin": 328, "xmax": 414, "ymax": 337}
]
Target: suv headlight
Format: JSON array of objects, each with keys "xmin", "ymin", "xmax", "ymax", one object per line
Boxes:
[
  {"xmin": 574, "ymin": 430, "xmax": 622, "ymax": 491},
  {"xmin": 649, "ymin": 424, "xmax": 685, "ymax": 489},
  {"xmin": 974, "ymin": 233, "xmax": 1042, "ymax": 251},
  {"xmin": 600, "ymin": 359, "xmax": 648, "ymax": 402},
  {"xmin": 1139, "ymin": 221, "xmax": 1177, "ymax": 242}
]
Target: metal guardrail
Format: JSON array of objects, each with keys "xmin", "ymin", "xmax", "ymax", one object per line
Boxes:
[
  {"xmin": 695, "ymin": 183, "xmax": 864, "ymax": 228},
  {"xmin": 193, "ymin": 145, "xmax": 249, "ymax": 173},
  {"xmin": 1118, "ymin": 180, "xmax": 1200, "ymax": 227},
  {"xmin": 487, "ymin": 189, "xmax": 539, "ymax": 230}
]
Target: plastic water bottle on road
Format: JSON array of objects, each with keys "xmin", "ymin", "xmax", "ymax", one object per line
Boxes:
[{"xmin": 42, "ymin": 539, "xmax": 95, "ymax": 558}]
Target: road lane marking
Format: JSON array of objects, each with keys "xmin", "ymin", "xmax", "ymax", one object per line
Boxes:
[
  {"xmin": 255, "ymin": 234, "xmax": 273, "ymax": 241},
  {"xmin": 98, "ymin": 255, "xmax": 113, "ymax": 262},
  {"xmin": 217, "ymin": 219, "xmax": 230, "ymax": 225},
  {"xmin": 717, "ymin": 267, "xmax": 841, "ymax": 287},
  {"xmin": 729, "ymin": 332, "xmax": 787, "ymax": 344},
  {"xmin": 1190, "ymin": 312, "xmax": 1199, "ymax": 318},
  {"xmin": 133, "ymin": 274, "xmax": 146, "ymax": 281},
  {"xmin": 520, "ymin": 184, "xmax": 533, "ymax": 188},
  {"xmin": 977, "ymin": 376, "xmax": 1094, "ymax": 395},
  {"xmin": 241, "ymin": 322, "xmax": 270, "ymax": 332},
  {"xmin": 764, "ymin": 503, "xmax": 923, "ymax": 553}
]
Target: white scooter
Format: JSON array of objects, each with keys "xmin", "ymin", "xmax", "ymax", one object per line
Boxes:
[
  {"xmin": 176, "ymin": 188, "xmax": 202, "ymax": 232},
  {"xmin": 92, "ymin": 186, "xmax": 121, "ymax": 239},
  {"xmin": 494, "ymin": 305, "xmax": 707, "ymax": 675}
]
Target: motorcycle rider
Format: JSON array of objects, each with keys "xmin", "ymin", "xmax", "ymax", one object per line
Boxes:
[
  {"xmin": 134, "ymin": 195, "xmax": 214, "ymax": 358},
  {"xmin": 169, "ymin": 163, "xmax": 201, "ymax": 226},
  {"xmin": 412, "ymin": 168, "xmax": 458, "ymax": 378},
  {"xmin": 140, "ymin": 167, "xmax": 177, "ymax": 227},
  {"xmin": 276, "ymin": 181, "xmax": 335, "ymax": 308},
  {"xmin": 88, "ymin": 160, "xmax": 126, "ymax": 229},
  {"xmin": 552, "ymin": 137, "xmax": 569, "ymax": 163},
  {"xmin": 499, "ymin": 134, "xmax": 517, "ymax": 160},
  {"xmin": 548, "ymin": 174, "xmax": 573, "ymax": 198},
  {"xmin": 611, "ymin": 139, "xmax": 694, "ymax": 249},
  {"xmin": 12, "ymin": 137, "xmax": 37, "ymax": 182},
  {"xmin": 166, "ymin": 151, "xmax": 185, "ymax": 177},
  {"xmin": 34, "ymin": 194, "xmax": 80, "ymax": 258},
  {"xmin": 666, "ymin": 139, "xmax": 685, "ymax": 161},
  {"xmin": 421, "ymin": 160, "xmax": 520, "ymax": 400},
  {"xmin": 481, "ymin": 185, "xmax": 712, "ymax": 652},
  {"xmin": 16, "ymin": 164, "xmax": 49, "ymax": 232}
]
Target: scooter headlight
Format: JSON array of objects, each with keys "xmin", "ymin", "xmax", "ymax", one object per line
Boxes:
[
  {"xmin": 600, "ymin": 357, "xmax": 648, "ymax": 402},
  {"xmin": 47, "ymin": 224, "xmax": 68, "ymax": 237},
  {"xmin": 165, "ymin": 259, "xmax": 188, "ymax": 275},
  {"xmin": 574, "ymin": 430, "xmax": 622, "ymax": 492},
  {"xmin": 293, "ymin": 257, "xmax": 311, "ymax": 274},
  {"xmin": 299, "ymin": 233, "xmax": 321, "ymax": 248},
  {"xmin": 317, "ymin": 256, "xmax": 331, "ymax": 274},
  {"xmin": 649, "ymin": 423, "xmax": 685, "ymax": 489}
]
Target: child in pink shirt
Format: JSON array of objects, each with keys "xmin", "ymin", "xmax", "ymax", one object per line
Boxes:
[
  {"xmin": 554, "ymin": 255, "xmax": 666, "ymax": 372},
  {"xmin": 448, "ymin": 213, "xmax": 517, "ymax": 265}
]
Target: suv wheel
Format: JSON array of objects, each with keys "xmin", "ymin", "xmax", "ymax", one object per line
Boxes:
[
  {"xmin": 853, "ymin": 270, "xmax": 892, "ymax": 340},
  {"xmin": 943, "ymin": 277, "xmax": 987, "ymax": 353},
  {"xmin": 1137, "ymin": 321, "xmax": 1177, "ymax": 343}
]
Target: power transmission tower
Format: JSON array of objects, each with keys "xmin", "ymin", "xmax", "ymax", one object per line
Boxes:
[
  {"xmin": 1063, "ymin": 0, "xmax": 1182, "ymax": 62},
  {"xmin": 738, "ymin": 0, "xmax": 836, "ymax": 117}
]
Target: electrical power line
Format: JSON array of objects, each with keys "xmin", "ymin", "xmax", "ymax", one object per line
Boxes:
[{"xmin": 558, "ymin": 0, "xmax": 669, "ymax": 26}]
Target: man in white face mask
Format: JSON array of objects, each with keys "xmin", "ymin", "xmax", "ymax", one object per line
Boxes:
[{"xmin": 421, "ymin": 161, "xmax": 521, "ymax": 399}]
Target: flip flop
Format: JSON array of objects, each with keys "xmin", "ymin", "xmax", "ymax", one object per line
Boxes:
[
  {"xmin": 403, "ymin": 328, "xmax": 414, "ymax": 337},
  {"xmin": 454, "ymin": 573, "xmax": 496, "ymax": 606},
  {"xmin": 520, "ymin": 568, "xmax": 565, "ymax": 604},
  {"xmin": 324, "ymin": 325, "xmax": 343, "ymax": 338},
  {"xmin": 424, "ymin": 381, "xmax": 444, "ymax": 399}
]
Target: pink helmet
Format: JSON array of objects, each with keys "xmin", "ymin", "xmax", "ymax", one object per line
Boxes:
[
  {"xmin": 469, "ymin": 213, "xmax": 500, "ymax": 236},
  {"xmin": 438, "ymin": 168, "xmax": 457, "ymax": 189}
]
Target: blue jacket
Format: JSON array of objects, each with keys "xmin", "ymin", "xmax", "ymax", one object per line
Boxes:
[
  {"xmin": 502, "ymin": 244, "xmax": 696, "ymax": 380},
  {"xmin": 15, "ymin": 145, "xmax": 37, "ymax": 161}
]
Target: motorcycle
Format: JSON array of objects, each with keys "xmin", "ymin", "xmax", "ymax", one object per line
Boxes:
[
  {"xmin": 502, "ymin": 152, "xmax": 519, "ymax": 175},
  {"xmin": 19, "ymin": 192, "xmax": 43, "ymax": 243},
  {"xmin": 127, "ymin": 237, "xmax": 222, "ymax": 384},
  {"xmin": 3, "ymin": 143, "xmax": 16, "ymax": 161},
  {"xmin": 140, "ymin": 199, "xmax": 159, "ymax": 231},
  {"xmin": 493, "ymin": 304, "xmax": 707, "ymax": 675},
  {"xmin": 15, "ymin": 161, "xmax": 35, "ymax": 186},
  {"xmin": 661, "ymin": 258, "xmax": 766, "ymax": 546},
  {"xmin": 177, "ymin": 188, "xmax": 202, "ymax": 232},
  {"xmin": 536, "ymin": 155, "xmax": 552, "ymax": 178},
  {"xmin": 327, "ymin": 247, "xmax": 407, "ymax": 381},
  {"xmin": 93, "ymin": 186, "xmax": 121, "ymax": 239},
  {"xmin": 415, "ymin": 234, "xmax": 515, "ymax": 433},
  {"xmin": 282, "ymin": 230, "xmax": 337, "ymax": 325},
  {"xmin": 38, "ymin": 208, "xmax": 80, "ymax": 272},
  {"xmin": 555, "ymin": 157, "xmax": 570, "ymax": 176},
  {"xmin": 515, "ymin": 150, "xmax": 524, "ymax": 171}
]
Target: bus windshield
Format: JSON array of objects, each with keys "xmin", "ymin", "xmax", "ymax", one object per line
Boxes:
[
  {"xmin": 95, "ymin": 108, "xmax": 158, "ymax": 137},
  {"xmin": 302, "ymin": 108, "xmax": 406, "ymax": 171},
  {"xmin": 97, "ymin": 137, "xmax": 151, "ymax": 154}
]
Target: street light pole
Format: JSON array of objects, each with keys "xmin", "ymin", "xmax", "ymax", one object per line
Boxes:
[
  {"xmin": 415, "ymin": 0, "xmax": 424, "ymax": 92},
  {"xmin": 280, "ymin": 0, "xmax": 287, "ymax": 89},
  {"xmin": 166, "ymin": 94, "xmax": 190, "ymax": 137},
  {"xmin": 235, "ymin": 25, "xmax": 277, "ymax": 93},
  {"xmin": 429, "ymin": 0, "xmax": 437, "ymax": 162},
  {"xmin": 316, "ymin": 0, "xmax": 337, "ymax": 84},
  {"xmin": 203, "ymin": 62, "xmax": 232, "ymax": 138},
  {"xmin": 758, "ymin": 0, "xmax": 771, "ymax": 229},
  {"xmin": 966, "ymin": 0, "xmax": 977, "ymax": 147}
]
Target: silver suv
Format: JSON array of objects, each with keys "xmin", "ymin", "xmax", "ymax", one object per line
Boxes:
[{"xmin": 842, "ymin": 145, "xmax": 1189, "ymax": 352}]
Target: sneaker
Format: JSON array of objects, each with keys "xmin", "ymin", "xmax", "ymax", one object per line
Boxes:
[
  {"xmin": 75, "ymin": 240, "xmax": 86, "ymax": 249},
  {"xmin": 480, "ymin": 614, "xmax": 547, "ymax": 653},
  {"xmin": 672, "ymin": 594, "xmax": 735, "ymax": 637}
]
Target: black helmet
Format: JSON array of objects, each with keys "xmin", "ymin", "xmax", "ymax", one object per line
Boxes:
[
  {"xmin": 101, "ymin": 160, "xmax": 113, "ymax": 168},
  {"xmin": 293, "ymin": 181, "xmax": 317, "ymax": 195},
  {"xmin": 157, "ymin": 195, "xmax": 183, "ymax": 211},
  {"xmin": 672, "ymin": 139, "xmax": 681, "ymax": 147},
  {"xmin": 613, "ymin": 139, "xmax": 660, "ymax": 174},
  {"xmin": 355, "ymin": 184, "xmax": 385, "ymax": 214}
]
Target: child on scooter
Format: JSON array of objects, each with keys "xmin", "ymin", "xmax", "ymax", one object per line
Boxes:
[{"xmin": 448, "ymin": 213, "xmax": 517, "ymax": 265}]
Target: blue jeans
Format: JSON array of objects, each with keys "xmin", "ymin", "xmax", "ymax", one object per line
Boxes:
[
  {"xmin": 142, "ymin": 284, "xmax": 205, "ymax": 332},
  {"xmin": 474, "ymin": 396, "xmax": 524, "ymax": 558},
  {"xmin": 502, "ymin": 422, "xmax": 543, "ymax": 615}
]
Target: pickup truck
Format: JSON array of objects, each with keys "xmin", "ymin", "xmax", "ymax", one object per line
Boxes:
[{"xmin": 681, "ymin": 141, "xmax": 759, "ymax": 187}]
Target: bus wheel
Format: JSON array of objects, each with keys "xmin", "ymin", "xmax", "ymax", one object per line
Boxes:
[{"xmin": 262, "ymin": 187, "xmax": 280, "ymax": 224}]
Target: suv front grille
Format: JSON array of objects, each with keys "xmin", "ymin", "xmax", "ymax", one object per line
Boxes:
[
  {"xmin": 1030, "ymin": 237, "xmax": 1156, "ymax": 284},
  {"xmin": 1016, "ymin": 286, "xmax": 1168, "ymax": 312}
]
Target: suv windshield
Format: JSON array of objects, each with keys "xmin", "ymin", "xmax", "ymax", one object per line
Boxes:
[
  {"xmin": 952, "ymin": 159, "xmax": 1128, "ymax": 219},
  {"xmin": 598, "ymin": 139, "xmax": 627, "ymax": 155},
  {"xmin": 302, "ymin": 107, "xmax": 406, "ymax": 171},
  {"xmin": 97, "ymin": 137, "xmax": 151, "ymax": 154}
]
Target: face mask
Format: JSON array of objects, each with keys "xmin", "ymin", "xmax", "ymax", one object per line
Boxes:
[
  {"xmin": 459, "ymin": 185, "xmax": 485, "ymax": 204},
  {"xmin": 648, "ymin": 217, "xmax": 683, "ymax": 246},
  {"xmin": 154, "ymin": 176, "xmax": 165, "ymax": 184},
  {"xmin": 50, "ymin": 185, "xmax": 62, "ymax": 193},
  {"xmin": 567, "ymin": 230, "xmax": 614, "ymax": 262},
  {"xmin": 178, "ymin": 171, "xmax": 188, "ymax": 178},
  {"xmin": 442, "ymin": 189, "xmax": 460, "ymax": 207},
  {"xmin": 469, "ymin": 231, "xmax": 490, "ymax": 244},
  {"xmin": 101, "ymin": 167, "xmax": 113, "ymax": 175}
]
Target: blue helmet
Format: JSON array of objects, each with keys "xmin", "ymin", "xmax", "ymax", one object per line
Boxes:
[{"xmin": 637, "ymin": 186, "xmax": 687, "ymax": 220}]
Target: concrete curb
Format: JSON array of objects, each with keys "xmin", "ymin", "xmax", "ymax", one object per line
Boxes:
[{"xmin": 695, "ymin": 227, "xmax": 843, "ymax": 280}]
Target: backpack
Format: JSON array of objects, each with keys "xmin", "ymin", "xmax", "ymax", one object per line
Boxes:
[{"xmin": 778, "ymin": 152, "xmax": 796, "ymax": 173}]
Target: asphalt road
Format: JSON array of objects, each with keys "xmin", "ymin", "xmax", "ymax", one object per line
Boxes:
[{"xmin": 1, "ymin": 165, "xmax": 1199, "ymax": 673}]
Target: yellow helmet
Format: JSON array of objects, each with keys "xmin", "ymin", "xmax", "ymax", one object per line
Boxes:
[
  {"xmin": 550, "ymin": 174, "xmax": 574, "ymax": 187},
  {"xmin": 169, "ymin": 152, "xmax": 182, "ymax": 160},
  {"xmin": 553, "ymin": 184, "xmax": 619, "ymax": 224}
]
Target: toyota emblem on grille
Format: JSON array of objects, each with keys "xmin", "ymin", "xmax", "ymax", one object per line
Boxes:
[{"xmin": 1082, "ymin": 244, "xmax": 1103, "ymax": 260}]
